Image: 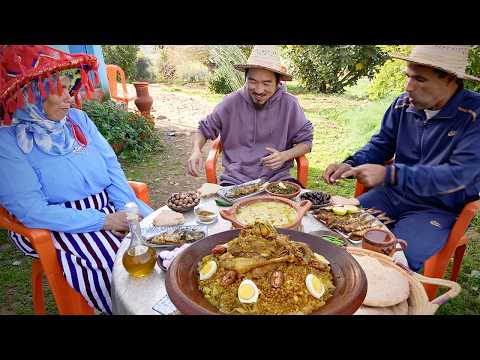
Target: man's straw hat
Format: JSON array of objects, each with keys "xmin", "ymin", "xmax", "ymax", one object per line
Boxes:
[
  {"xmin": 392, "ymin": 45, "xmax": 480, "ymax": 82},
  {"xmin": 234, "ymin": 45, "xmax": 293, "ymax": 81}
]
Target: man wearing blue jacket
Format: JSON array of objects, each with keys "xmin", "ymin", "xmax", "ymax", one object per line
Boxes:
[{"xmin": 323, "ymin": 45, "xmax": 480, "ymax": 271}]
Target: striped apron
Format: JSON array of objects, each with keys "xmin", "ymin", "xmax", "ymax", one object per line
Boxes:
[{"xmin": 8, "ymin": 190, "xmax": 122, "ymax": 315}]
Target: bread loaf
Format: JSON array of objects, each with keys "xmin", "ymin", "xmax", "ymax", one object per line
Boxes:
[{"xmin": 153, "ymin": 209, "xmax": 185, "ymax": 227}]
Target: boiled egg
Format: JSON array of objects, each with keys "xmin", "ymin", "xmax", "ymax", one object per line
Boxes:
[
  {"xmin": 199, "ymin": 260, "xmax": 217, "ymax": 280},
  {"xmin": 238, "ymin": 279, "xmax": 260, "ymax": 304},
  {"xmin": 305, "ymin": 273, "xmax": 325, "ymax": 299}
]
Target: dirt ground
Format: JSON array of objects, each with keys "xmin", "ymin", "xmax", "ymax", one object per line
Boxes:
[{"xmin": 121, "ymin": 83, "xmax": 218, "ymax": 209}]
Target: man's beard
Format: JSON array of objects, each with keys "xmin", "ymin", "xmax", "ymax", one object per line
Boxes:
[
  {"xmin": 251, "ymin": 94, "xmax": 267, "ymax": 110},
  {"xmin": 253, "ymin": 102, "xmax": 266, "ymax": 110}
]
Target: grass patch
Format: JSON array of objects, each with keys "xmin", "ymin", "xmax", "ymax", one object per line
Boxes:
[
  {"xmin": 337, "ymin": 97, "xmax": 394, "ymax": 160},
  {"xmin": 344, "ymin": 77, "xmax": 371, "ymax": 100},
  {"xmin": 0, "ymin": 230, "xmax": 57, "ymax": 314}
]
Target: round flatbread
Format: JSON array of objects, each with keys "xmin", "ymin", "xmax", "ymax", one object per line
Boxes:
[
  {"xmin": 197, "ymin": 183, "xmax": 222, "ymax": 198},
  {"xmin": 153, "ymin": 209, "xmax": 185, "ymax": 227},
  {"xmin": 354, "ymin": 300, "xmax": 409, "ymax": 315},
  {"xmin": 352, "ymin": 254, "xmax": 410, "ymax": 307}
]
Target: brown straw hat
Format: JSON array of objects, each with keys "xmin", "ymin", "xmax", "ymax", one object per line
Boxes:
[
  {"xmin": 234, "ymin": 45, "xmax": 293, "ymax": 81},
  {"xmin": 392, "ymin": 45, "xmax": 480, "ymax": 82}
]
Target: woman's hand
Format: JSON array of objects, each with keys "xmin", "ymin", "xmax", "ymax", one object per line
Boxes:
[
  {"xmin": 111, "ymin": 230, "xmax": 128, "ymax": 238},
  {"xmin": 103, "ymin": 212, "xmax": 129, "ymax": 232},
  {"xmin": 107, "ymin": 213, "xmax": 143, "ymax": 238}
]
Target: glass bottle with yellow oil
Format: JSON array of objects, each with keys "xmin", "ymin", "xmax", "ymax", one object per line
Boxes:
[{"xmin": 122, "ymin": 202, "xmax": 156, "ymax": 277}]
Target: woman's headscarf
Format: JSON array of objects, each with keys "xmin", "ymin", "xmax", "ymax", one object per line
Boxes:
[
  {"xmin": 0, "ymin": 45, "xmax": 100, "ymax": 126},
  {"xmin": 12, "ymin": 70, "xmax": 83, "ymax": 155}
]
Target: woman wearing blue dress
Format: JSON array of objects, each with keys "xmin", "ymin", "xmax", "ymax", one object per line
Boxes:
[{"xmin": 0, "ymin": 45, "xmax": 153, "ymax": 314}]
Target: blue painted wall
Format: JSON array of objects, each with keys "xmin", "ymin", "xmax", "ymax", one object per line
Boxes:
[{"xmin": 50, "ymin": 45, "xmax": 110, "ymax": 97}]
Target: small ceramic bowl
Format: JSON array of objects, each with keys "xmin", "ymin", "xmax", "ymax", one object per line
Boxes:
[
  {"xmin": 194, "ymin": 205, "xmax": 218, "ymax": 224},
  {"xmin": 264, "ymin": 181, "xmax": 302, "ymax": 199}
]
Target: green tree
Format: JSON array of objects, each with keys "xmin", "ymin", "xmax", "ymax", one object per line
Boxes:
[
  {"xmin": 367, "ymin": 45, "xmax": 413, "ymax": 100},
  {"xmin": 283, "ymin": 45, "xmax": 388, "ymax": 94},
  {"xmin": 134, "ymin": 55, "xmax": 156, "ymax": 82},
  {"xmin": 102, "ymin": 45, "xmax": 140, "ymax": 81}
]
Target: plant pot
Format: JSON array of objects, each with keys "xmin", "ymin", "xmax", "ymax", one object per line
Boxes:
[{"xmin": 133, "ymin": 82, "xmax": 153, "ymax": 118}]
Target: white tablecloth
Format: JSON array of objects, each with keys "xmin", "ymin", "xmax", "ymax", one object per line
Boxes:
[{"xmin": 111, "ymin": 193, "xmax": 408, "ymax": 315}]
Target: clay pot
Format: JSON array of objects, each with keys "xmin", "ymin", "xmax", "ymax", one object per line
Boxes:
[
  {"xmin": 133, "ymin": 82, "xmax": 153, "ymax": 118},
  {"xmin": 361, "ymin": 228, "xmax": 408, "ymax": 257},
  {"xmin": 264, "ymin": 181, "xmax": 302, "ymax": 199},
  {"xmin": 219, "ymin": 195, "xmax": 311, "ymax": 230},
  {"xmin": 165, "ymin": 228, "xmax": 368, "ymax": 315}
]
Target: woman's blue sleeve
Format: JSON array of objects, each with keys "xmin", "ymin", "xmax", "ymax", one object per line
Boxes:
[
  {"xmin": 0, "ymin": 131, "xmax": 107, "ymax": 232},
  {"xmin": 79, "ymin": 111, "xmax": 154, "ymax": 217}
]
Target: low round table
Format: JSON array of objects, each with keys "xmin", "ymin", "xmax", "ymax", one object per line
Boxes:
[{"xmin": 111, "ymin": 193, "xmax": 408, "ymax": 315}]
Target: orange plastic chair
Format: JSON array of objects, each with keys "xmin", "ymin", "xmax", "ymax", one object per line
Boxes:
[
  {"xmin": 205, "ymin": 136, "xmax": 309, "ymax": 188},
  {"xmin": 353, "ymin": 166, "xmax": 480, "ymax": 300},
  {"xmin": 0, "ymin": 181, "xmax": 151, "ymax": 315},
  {"xmin": 105, "ymin": 64, "xmax": 136, "ymax": 106}
]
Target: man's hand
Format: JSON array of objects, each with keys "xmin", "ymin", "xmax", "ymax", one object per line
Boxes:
[
  {"xmin": 341, "ymin": 164, "xmax": 387, "ymax": 188},
  {"xmin": 103, "ymin": 212, "xmax": 130, "ymax": 232},
  {"xmin": 323, "ymin": 163, "xmax": 353, "ymax": 184},
  {"xmin": 187, "ymin": 150, "xmax": 203, "ymax": 177},
  {"xmin": 261, "ymin": 147, "xmax": 288, "ymax": 171}
]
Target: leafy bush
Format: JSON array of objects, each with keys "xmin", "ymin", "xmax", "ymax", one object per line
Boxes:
[
  {"xmin": 283, "ymin": 45, "xmax": 388, "ymax": 94},
  {"xmin": 102, "ymin": 45, "xmax": 140, "ymax": 81},
  {"xmin": 82, "ymin": 100, "xmax": 162, "ymax": 161},
  {"xmin": 367, "ymin": 45, "xmax": 413, "ymax": 101},
  {"xmin": 465, "ymin": 46, "xmax": 480, "ymax": 92},
  {"xmin": 176, "ymin": 61, "xmax": 209, "ymax": 83},
  {"xmin": 207, "ymin": 68, "xmax": 233, "ymax": 94},
  {"xmin": 207, "ymin": 45, "xmax": 251, "ymax": 94}
]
